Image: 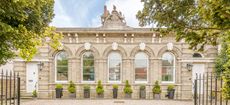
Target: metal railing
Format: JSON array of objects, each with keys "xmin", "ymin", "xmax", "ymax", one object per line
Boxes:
[
  {"xmin": 194, "ymin": 72, "xmax": 230, "ymax": 105},
  {"xmin": 0, "ymin": 70, "xmax": 20, "ymax": 105}
]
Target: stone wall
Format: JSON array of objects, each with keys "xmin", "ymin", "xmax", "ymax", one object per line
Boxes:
[{"xmin": 13, "ymin": 30, "xmax": 218, "ymax": 100}]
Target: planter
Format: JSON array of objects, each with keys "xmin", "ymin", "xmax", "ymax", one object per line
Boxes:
[
  {"xmin": 84, "ymin": 89, "xmax": 90, "ymax": 98},
  {"xmin": 139, "ymin": 89, "xmax": 146, "ymax": 99},
  {"xmin": 55, "ymin": 88, "xmax": 63, "ymax": 98},
  {"xmin": 167, "ymin": 89, "xmax": 175, "ymax": 99},
  {"xmin": 154, "ymin": 94, "xmax": 161, "ymax": 99},
  {"xmin": 97, "ymin": 93, "xmax": 104, "ymax": 98},
  {"xmin": 113, "ymin": 88, "xmax": 118, "ymax": 99},
  {"xmin": 125, "ymin": 93, "xmax": 132, "ymax": 99},
  {"xmin": 69, "ymin": 93, "xmax": 76, "ymax": 98}
]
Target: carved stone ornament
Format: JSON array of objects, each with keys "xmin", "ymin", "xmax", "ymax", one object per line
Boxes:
[
  {"xmin": 167, "ymin": 43, "xmax": 173, "ymax": 51},
  {"xmin": 139, "ymin": 42, "xmax": 146, "ymax": 51},
  {"xmin": 84, "ymin": 42, "xmax": 91, "ymax": 50},
  {"xmin": 112, "ymin": 42, "xmax": 118, "ymax": 50},
  {"xmin": 58, "ymin": 43, "xmax": 64, "ymax": 50},
  {"xmin": 100, "ymin": 5, "xmax": 130, "ymax": 29}
]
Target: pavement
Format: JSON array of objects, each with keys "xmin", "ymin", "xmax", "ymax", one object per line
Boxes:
[{"xmin": 21, "ymin": 99, "xmax": 194, "ymax": 105}]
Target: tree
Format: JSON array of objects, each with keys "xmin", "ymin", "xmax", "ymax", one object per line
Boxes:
[
  {"xmin": 136, "ymin": 0, "xmax": 230, "ymax": 51},
  {"xmin": 0, "ymin": 0, "xmax": 62, "ymax": 65},
  {"xmin": 137, "ymin": 0, "xmax": 230, "ymax": 99}
]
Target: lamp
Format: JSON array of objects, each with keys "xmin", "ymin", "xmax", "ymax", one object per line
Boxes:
[
  {"xmin": 38, "ymin": 62, "xmax": 44, "ymax": 71},
  {"xmin": 186, "ymin": 63, "xmax": 193, "ymax": 71}
]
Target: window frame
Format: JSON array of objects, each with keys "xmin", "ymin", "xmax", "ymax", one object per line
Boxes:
[
  {"xmin": 161, "ymin": 52, "xmax": 176, "ymax": 84},
  {"xmin": 81, "ymin": 51, "xmax": 95, "ymax": 83},
  {"xmin": 108, "ymin": 52, "xmax": 122, "ymax": 83},
  {"xmin": 134, "ymin": 52, "xmax": 149, "ymax": 84},
  {"xmin": 55, "ymin": 51, "xmax": 69, "ymax": 83}
]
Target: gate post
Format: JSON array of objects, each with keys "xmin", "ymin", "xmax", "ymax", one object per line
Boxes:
[
  {"xmin": 194, "ymin": 79, "xmax": 198, "ymax": 105},
  {"xmin": 17, "ymin": 74, "xmax": 20, "ymax": 105}
]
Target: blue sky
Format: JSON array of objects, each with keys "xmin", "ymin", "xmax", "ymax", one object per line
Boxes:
[{"xmin": 50, "ymin": 0, "xmax": 144, "ymax": 27}]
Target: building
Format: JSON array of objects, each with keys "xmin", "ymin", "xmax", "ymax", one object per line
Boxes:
[{"xmin": 13, "ymin": 6, "xmax": 218, "ymax": 99}]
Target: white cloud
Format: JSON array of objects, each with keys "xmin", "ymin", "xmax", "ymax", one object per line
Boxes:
[
  {"xmin": 104, "ymin": 0, "xmax": 144, "ymax": 27},
  {"xmin": 50, "ymin": 0, "xmax": 74, "ymax": 27}
]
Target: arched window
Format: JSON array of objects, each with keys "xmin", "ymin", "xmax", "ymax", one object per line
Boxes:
[
  {"xmin": 55, "ymin": 51, "xmax": 68, "ymax": 82},
  {"xmin": 135, "ymin": 52, "xmax": 148, "ymax": 82},
  {"xmin": 108, "ymin": 52, "xmax": 122, "ymax": 82},
  {"xmin": 162, "ymin": 52, "xmax": 175, "ymax": 82},
  {"xmin": 193, "ymin": 53, "xmax": 202, "ymax": 58},
  {"xmin": 82, "ymin": 51, "xmax": 95, "ymax": 81}
]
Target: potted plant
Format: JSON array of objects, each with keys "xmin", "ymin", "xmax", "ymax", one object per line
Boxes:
[
  {"xmin": 96, "ymin": 80, "xmax": 104, "ymax": 98},
  {"xmin": 152, "ymin": 81, "xmax": 162, "ymax": 99},
  {"xmin": 83, "ymin": 85, "xmax": 90, "ymax": 98},
  {"xmin": 139, "ymin": 85, "xmax": 146, "ymax": 99},
  {"xmin": 68, "ymin": 81, "xmax": 76, "ymax": 98},
  {"xmin": 113, "ymin": 84, "xmax": 118, "ymax": 99},
  {"xmin": 32, "ymin": 90, "xmax": 37, "ymax": 99},
  {"xmin": 123, "ymin": 80, "xmax": 133, "ymax": 98},
  {"xmin": 55, "ymin": 84, "xmax": 63, "ymax": 98},
  {"xmin": 166, "ymin": 85, "xmax": 175, "ymax": 99}
]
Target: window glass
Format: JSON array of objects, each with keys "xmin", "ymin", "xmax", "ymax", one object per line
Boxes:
[
  {"xmin": 135, "ymin": 52, "xmax": 148, "ymax": 81},
  {"xmin": 83, "ymin": 52, "xmax": 94, "ymax": 81},
  {"xmin": 162, "ymin": 52, "xmax": 175, "ymax": 82},
  {"xmin": 56, "ymin": 51, "xmax": 68, "ymax": 81},
  {"xmin": 108, "ymin": 52, "xmax": 121, "ymax": 81}
]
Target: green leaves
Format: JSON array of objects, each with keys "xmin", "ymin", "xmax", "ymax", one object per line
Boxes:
[
  {"xmin": 0, "ymin": 0, "xmax": 61, "ymax": 65},
  {"xmin": 136, "ymin": 0, "xmax": 230, "ymax": 51}
]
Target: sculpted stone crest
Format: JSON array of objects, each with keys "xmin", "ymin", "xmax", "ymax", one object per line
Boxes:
[
  {"xmin": 101, "ymin": 5, "xmax": 128, "ymax": 29},
  {"xmin": 84, "ymin": 42, "xmax": 91, "ymax": 50},
  {"xmin": 112, "ymin": 42, "xmax": 118, "ymax": 50}
]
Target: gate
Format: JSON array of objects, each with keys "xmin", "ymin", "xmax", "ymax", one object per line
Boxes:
[
  {"xmin": 0, "ymin": 70, "xmax": 20, "ymax": 105},
  {"xmin": 194, "ymin": 72, "xmax": 230, "ymax": 105}
]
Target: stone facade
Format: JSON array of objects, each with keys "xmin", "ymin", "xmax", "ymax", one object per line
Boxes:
[{"xmin": 13, "ymin": 6, "xmax": 218, "ymax": 100}]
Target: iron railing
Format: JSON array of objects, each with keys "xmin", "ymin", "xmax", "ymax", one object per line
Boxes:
[
  {"xmin": 194, "ymin": 72, "xmax": 230, "ymax": 105},
  {"xmin": 0, "ymin": 70, "xmax": 20, "ymax": 105}
]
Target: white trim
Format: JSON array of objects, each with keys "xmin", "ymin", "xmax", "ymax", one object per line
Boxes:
[
  {"xmin": 180, "ymin": 59, "xmax": 215, "ymax": 63},
  {"xmin": 81, "ymin": 51, "xmax": 95, "ymax": 82},
  {"xmin": 55, "ymin": 51, "xmax": 68, "ymax": 83},
  {"xmin": 161, "ymin": 52, "xmax": 176, "ymax": 83},
  {"xmin": 14, "ymin": 58, "xmax": 49, "ymax": 62},
  {"xmin": 134, "ymin": 52, "xmax": 149, "ymax": 83},
  {"xmin": 108, "ymin": 52, "xmax": 122, "ymax": 83}
]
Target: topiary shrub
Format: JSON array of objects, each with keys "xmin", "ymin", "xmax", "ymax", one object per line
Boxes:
[
  {"xmin": 32, "ymin": 90, "xmax": 37, "ymax": 97},
  {"xmin": 113, "ymin": 84, "xmax": 118, "ymax": 89},
  {"xmin": 152, "ymin": 81, "xmax": 162, "ymax": 94},
  {"xmin": 68, "ymin": 81, "xmax": 76, "ymax": 93},
  {"xmin": 96, "ymin": 80, "xmax": 104, "ymax": 95},
  {"xmin": 55, "ymin": 84, "xmax": 63, "ymax": 89},
  {"xmin": 123, "ymin": 80, "xmax": 133, "ymax": 94},
  {"xmin": 167, "ymin": 85, "xmax": 175, "ymax": 91}
]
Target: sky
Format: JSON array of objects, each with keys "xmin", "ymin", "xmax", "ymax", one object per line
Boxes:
[{"xmin": 50, "ymin": 0, "xmax": 144, "ymax": 28}]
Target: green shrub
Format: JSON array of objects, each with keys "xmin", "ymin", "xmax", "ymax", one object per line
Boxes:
[
  {"xmin": 68, "ymin": 81, "xmax": 76, "ymax": 93},
  {"xmin": 32, "ymin": 90, "xmax": 37, "ymax": 97},
  {"xmin": 113, "ymin": 84, "xmax": 118, "ymax": 89},
  {"xmin": 152, "ymin": 81, "xmax": 161, "ymax": 94},
  {"xmin": 96, "ymin": 80, "xmax": 104, "ymax": 94},
  {"xmin": 140, "ymin": 85, "xmax": 146, "ymax": 90},
  {"xmin": 123, "ymin": 80, "xmax": 133, "ymax": 94},
  {"xmin": 84, "ymin": 85, "xmax": 90, "ymax": 91},
  {"xmin": 167, "ymin": 85, "xmax": 175, "ymax": 91},
  {"xmin": 55, "ymin": 84, "xmax": 63, "ymax": 89}
]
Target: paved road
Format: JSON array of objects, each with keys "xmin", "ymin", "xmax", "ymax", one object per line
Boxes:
[{"xmin": 21, "ymin": 99, "xmax": 193, "ymax": 105}]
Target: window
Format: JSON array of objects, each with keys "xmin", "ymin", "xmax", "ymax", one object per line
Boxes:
[
  {"xmin": 193, "ymin": 53, "xmax": 202, "ymax": 58},
  {"xmin": 162, "ymin": 52, "xmax": 175, "ymax": 82},
  {"xmin": 82, "ymin": 51, "xmax": 95, "ymax": 81},
  {"xmin": 55, "ymin": 51, "xmax": 68, "ymax": 82},
  {"xmin": 108, "ymin": 52, "xmax": 121, "ymax": 82},
  {"xmin": 135, "ymin": 52, "xmax": 148, "ymax": 82}
]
